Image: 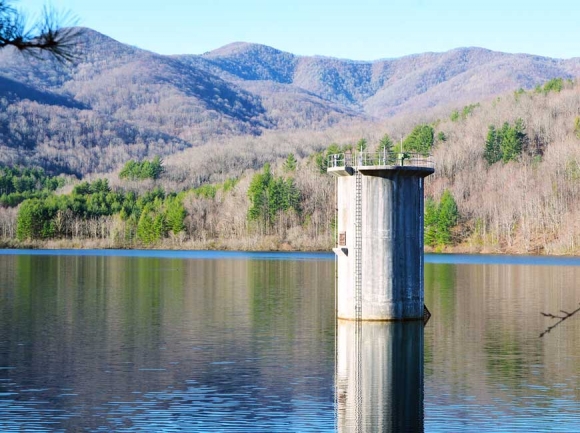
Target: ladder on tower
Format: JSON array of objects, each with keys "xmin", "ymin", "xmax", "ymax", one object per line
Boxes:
[
  {"xmin": 353, "ymin": 168, "xmax": 363, "ymax": 429},
  {"xmin": 354, "ymin": 169, "xmax": 362, "ymax": 321}
]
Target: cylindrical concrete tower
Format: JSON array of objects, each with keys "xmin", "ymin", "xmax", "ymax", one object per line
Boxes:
[{"xmin": 328, "ymin": 152, "xmax": 434, "ymax": 321}]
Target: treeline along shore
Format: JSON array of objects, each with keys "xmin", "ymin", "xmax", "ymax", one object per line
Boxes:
[{"xmin": 1, "ymin": 78, "xmax": 580, "ymax": 254}]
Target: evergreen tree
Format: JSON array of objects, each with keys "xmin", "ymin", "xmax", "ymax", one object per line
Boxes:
[
  {"xmin": 284, "ymin": 178, "xmax": 301, "ymax": 212},
  {"xmin": 356, "ymin": 138, "xmax": 368, "ymax": 152},
  {"xmin": 16, "ymin": 199, "xmax": 55, "ymax": 240},
  {"xmin": 378, "ymin": 133, "xmax": 396, "ymax": 163},
  {"xmin": 283, "ymin": 153, "xmax": 297, "ymax": 172},
  {"xmin": 402, "ymin": 125, "xmax": 434, "ymax": 155},
  {"xmin": 119, "ymin": 156, "xmax": 164, "ymax": 180},
  {"xmin": 136, "ymin": 202, "xmax": 167, "ymax": 244},
  {"xmin": 137, "ymin": 208, "xmax": 155, "ymax": 244},
  {"xmin": 267, "ymin": 177, "xmax": 286, "ymax": 222},
  {"xmin": 152, "ymin": 214, "xmax": 166, "ymax": 240},
  {"xmin": 73, "ymin": 181, "xmax": 91, "ymax": 196},
  {"xmin": 119, "ymin": 161, "xmax": 137, "ymax": 179},
  {"xmin": 90, "ymin": 178, "xmax": 110, "ymax": 194},
  {"xmin": 424, "ymin": 190, "xmax": 459, "ymax": 248},
  {"xmin": 461, "ymin": 104, "xmax": 479, "ymax": 118},
  {"xmin": 247, "ymin": 164, "xmax": 301, "ymax": 229},
  {"xmin": 500, "ymin": 121, "xmax": 522, "ymax": 163},
  {"xmin": 542, "ymin": 78, "xmax": 564, "ymax": 94},
  {"xmin": 484, "ymin": 125, "xmax": 501, "ymax": 165},
  {"xmin": 165, "ymin": 197, "xmax": 186, "ymax": 235},
  {"xmin": 436, "ymin": 190, "xmax": 459, "ymax": 246},
  {"xmin": 149, "ymin": 155, "xmax": 164, "ymax": 179},
  {"xmin": 484, "ymin": 119, "xmax": 527, "ymax": 165},
  {"xmin": 0, "ymin": 166, "xmax": 65, "ymax": 207},
  {"xmin": 247, "ymin": 164, "xmax": 272, "ymax": 223},
  {"xmin": 424, "ymin": 198, "xmax": 438, "ymax": 247}
]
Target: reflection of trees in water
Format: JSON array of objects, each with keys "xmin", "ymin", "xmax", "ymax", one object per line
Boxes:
[
  {"xmin": 2, "ymin": 255, "xmax": 338, "ymax": 430},
  {"xmin": 540, "ymin": 303, "xmax": 580, "ymax": 338},
  {"xmin": 484, "ymin": 326, "xmax": 532, "ymax": 386},
  {"xmin": 424, "ymin": 263, "xmax": 456, "ymax": 319},
  {"xmin": 424, "ymin": 263, "xmax": 455, "ymax": 371},
  {"xmin": 425, "ymin": 262, "xmax": 580, "ymax": 403},
  {"xmin": 247, "ymin": 259, "xmax": 335, "ymax": 350}
]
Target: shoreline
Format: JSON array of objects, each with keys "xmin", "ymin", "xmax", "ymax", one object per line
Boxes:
[
  {"xmin": 1, "ymin": 238, "xmax": 579, "ymax": 258},
  {"xmin": 4, "ymin": 246, "xmax": 580, "ymax": 268}
]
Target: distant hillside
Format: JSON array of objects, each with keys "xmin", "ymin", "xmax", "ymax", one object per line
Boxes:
[
  {"xmin": 184, "ymin": 43, "xmax": 580, "ymax": 118},
  {"xmin": 0, "ymin": 27, "xmax": 579, "ymax": 175}
]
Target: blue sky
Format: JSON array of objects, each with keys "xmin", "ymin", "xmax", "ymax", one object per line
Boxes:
[{"xmin": 22, "ymin": 0, "xmax": 580, "ymax": 60}]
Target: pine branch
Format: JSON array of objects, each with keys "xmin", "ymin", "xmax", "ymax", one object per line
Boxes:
[{"xmin": 0, "ymin": 1, "xmax": 82, "ymax": 62}]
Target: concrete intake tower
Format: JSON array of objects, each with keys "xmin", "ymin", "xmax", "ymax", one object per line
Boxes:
[{"xmin": 328, "ymin": 151, "xmax": 434, "ymax": 321}]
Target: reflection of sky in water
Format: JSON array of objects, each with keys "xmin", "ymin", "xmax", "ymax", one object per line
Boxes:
[
  {"xmin": 0, "ymin": 252, "xmax": 579, "ymax": 431},
  {"xmin": 0, "ymin": 249, "xmax": 335, "ymax": 261},
  {"xmin": 5, "ymin": 248, "xmax": 580, "ymax": 266},
  {"xmin": 1, "ymin": 386, "xmax": 334, "ymax": 432}
]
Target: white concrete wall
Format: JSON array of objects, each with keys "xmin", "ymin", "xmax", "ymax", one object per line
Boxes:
[{"xmin": 334, "ymin": 167, "xmax": 432, "ymax": 320}]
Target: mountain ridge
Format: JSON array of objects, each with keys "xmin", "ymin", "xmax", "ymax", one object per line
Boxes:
[{"xmin": 181, "ymin": 40, "xmax": 580, "ymax": 118}]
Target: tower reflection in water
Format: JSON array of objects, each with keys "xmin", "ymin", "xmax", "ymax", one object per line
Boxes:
[{"xmin": 336, "ymin": 321, "xmax": 424, "ymax": 433}]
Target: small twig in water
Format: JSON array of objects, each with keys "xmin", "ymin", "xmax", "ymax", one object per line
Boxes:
[{"xmin": 540, "ymin": 303, "xmax": 580, "ymax": 338}]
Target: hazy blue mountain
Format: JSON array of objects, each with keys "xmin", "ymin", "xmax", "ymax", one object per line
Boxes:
[{"xmin": 186, "ymin": 44, "xmax": 580, "ymax": 117}]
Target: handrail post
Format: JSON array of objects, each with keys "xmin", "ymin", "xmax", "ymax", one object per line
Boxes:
[{"xmin": 326, "ymin": 153, "xmax": 434, "ymax": 169}]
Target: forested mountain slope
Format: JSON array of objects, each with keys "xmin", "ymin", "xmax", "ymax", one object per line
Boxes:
[
  {"xmin": 184, "ymin": 43, "xmax": 580, "ymax": 117},
  {"xmin": 427, "ymin": 80, "xmax": 580, "ymax": 254},
  {"xmin": 0, "ymin": 29, "xmax": 271, "ymax": 175},
  {"xmin": 1, "ymin": 77, "xmax": 580, "ymax": 255},
  {"xmin": 0, "ymin": 27, "xmax": 579, "ymax": 178}
]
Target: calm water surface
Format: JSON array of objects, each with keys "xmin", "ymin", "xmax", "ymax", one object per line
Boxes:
[{"xmin": 0, "ymin": 250, "xmax": 579, "ymax": 432}]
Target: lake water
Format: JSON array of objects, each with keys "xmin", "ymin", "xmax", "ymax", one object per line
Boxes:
[{"xmin": 0, "ymin": 250, "xmax": 579, "ymax": 432}]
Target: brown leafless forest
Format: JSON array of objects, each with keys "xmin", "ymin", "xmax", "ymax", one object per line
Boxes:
[{"xmin": 1, "ymin": 80, "xmax": 579, "ymax": 254}]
